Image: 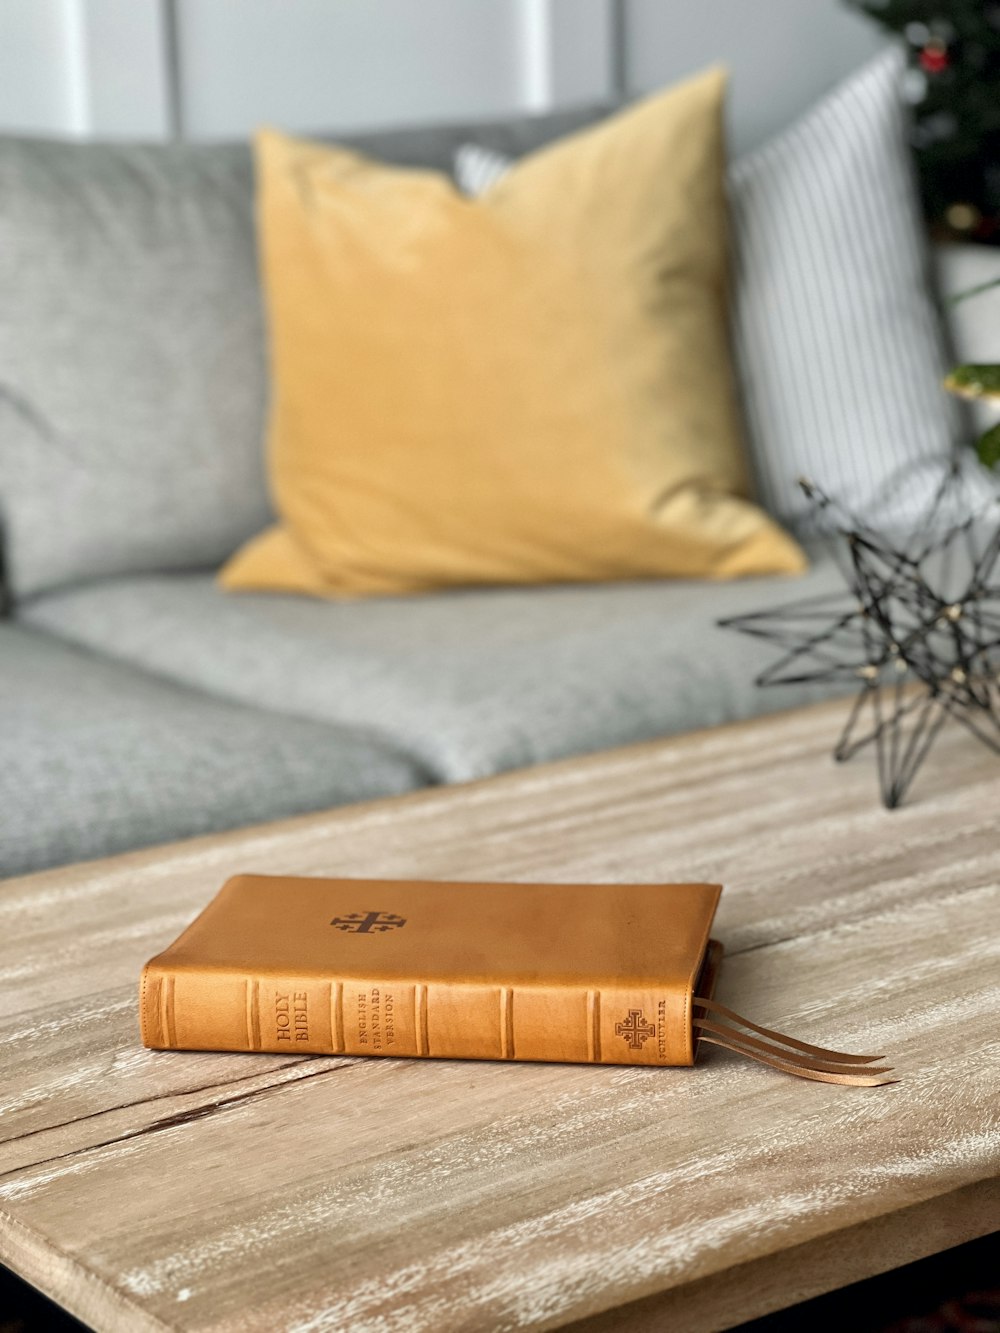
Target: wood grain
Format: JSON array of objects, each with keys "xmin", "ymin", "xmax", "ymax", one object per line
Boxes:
[{"xmin": 2, "ymin": 697, "xmax": 999, "ymax": 1332}]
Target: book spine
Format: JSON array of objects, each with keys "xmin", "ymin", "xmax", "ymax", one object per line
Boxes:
[{"xmin": 140, "ymin": 965, "xmax": 694, "ymax": 1066}]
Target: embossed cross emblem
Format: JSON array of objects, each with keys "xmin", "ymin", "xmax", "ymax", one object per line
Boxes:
[
  {"xmin": 615, "ymin": 1008, "xmax": 655, "ymax": 1050},
  {"xmin": 330, "ymin": 910, "xmax": 406, "ymax": 934}
]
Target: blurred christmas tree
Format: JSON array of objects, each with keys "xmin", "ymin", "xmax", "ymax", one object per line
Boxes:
[{"xmin": 846, "ymin": 1, "xmax": 1000, "ymax": 244}]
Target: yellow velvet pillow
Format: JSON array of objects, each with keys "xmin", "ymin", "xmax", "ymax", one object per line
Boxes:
[{"xmin": 222, "ymin": 69, "xmax": 805, "ymax": 598}]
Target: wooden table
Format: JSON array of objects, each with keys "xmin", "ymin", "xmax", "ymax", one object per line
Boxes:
[{"xmin": 2, "ymin": 698, "xmax": 999, "ymax": 1333}]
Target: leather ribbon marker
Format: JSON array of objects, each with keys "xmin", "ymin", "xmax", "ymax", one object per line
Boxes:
[{"xmin": 693, "ymin": 996, "xmax": 895, "ymax": 1086}]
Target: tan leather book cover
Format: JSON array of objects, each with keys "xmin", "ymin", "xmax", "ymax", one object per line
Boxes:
[{"xmin": 140, "ymin": 875, "xmax": 722, "ymax": 1066}]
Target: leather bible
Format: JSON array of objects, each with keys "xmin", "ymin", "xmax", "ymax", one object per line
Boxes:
[{"xmin": 140, "ymin": 875, "xmax": 892, "ymax": 1085}]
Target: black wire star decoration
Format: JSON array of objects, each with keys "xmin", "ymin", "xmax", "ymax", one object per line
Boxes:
[{"xmin": 720, "ymin": 464, "xmax": 1000, "ymax": 808}]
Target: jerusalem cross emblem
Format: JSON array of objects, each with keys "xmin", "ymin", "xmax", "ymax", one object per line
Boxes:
[
  {"xmin": 330, "ymin": 911, "xmax": 406, "ymax": 934},
  {"xmin": 615, "ymin": 1008, "xmax": 656, "ymax": 1050}
]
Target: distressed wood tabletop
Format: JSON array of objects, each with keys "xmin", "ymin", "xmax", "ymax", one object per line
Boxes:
[{"xmin": 1, "ymin": 697, "xmax": 999, "ymax": 1333}]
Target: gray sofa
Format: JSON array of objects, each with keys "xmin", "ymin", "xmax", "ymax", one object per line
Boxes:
[
  {"xmin": 3, "ymin": 101, "xmax": 969, "ymax": 880},
  {"xmin": 4, "ymin": 560, "xmax": 850, "ymax": 879}
]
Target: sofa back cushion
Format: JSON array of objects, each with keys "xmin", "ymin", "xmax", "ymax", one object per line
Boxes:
[{"xmin": 0, "ymin": 106, "xmax": 606, "ymax": 601}]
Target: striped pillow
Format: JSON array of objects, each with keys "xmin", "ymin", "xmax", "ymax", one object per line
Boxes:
[
  {"xmin": 456, "ymin": 50, "xmax": 966, "ymax": 534},
  {"xmin": 454, "ymin": 142, "xmax": 510, "ymax": 196}
]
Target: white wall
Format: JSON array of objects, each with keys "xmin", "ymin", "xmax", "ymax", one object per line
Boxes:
[{"xmin": 0, "ymin": 0, "xmax": 886, "ymax": 146}]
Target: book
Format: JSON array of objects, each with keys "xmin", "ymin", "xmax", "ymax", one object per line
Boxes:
[{"xmin": 140, "ymin": 875, "xmax": 893, "ymax": 1085}]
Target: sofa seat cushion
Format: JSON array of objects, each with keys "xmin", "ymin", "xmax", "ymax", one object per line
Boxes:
[
  {"xmin": 0, "ymin": 625, "xmax": 426, "ymax": 878},
  {"xmin": 21, "ymin": 561, "xmax": 853, "ymax": 784}
]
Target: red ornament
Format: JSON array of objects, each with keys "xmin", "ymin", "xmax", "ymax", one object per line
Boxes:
[{"xmin": 919, "ymin": 42, "xmax": 949, "ymax": 73}]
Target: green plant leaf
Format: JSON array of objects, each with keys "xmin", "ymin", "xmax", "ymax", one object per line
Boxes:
[
  {"xmin": 950, "ymin": 276, "xmax": 1000, "ymax": 305},
  {"xmin": 944, "ymin": 364, "xmax": 1000, "ymax": 401},
  {"xmin": 977, "ymin": 423, "xmax": 1000, "ymax": 471}
]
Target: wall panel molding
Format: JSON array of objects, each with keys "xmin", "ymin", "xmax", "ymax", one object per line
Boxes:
[
  {"xmin": 517, "ymin": 0, "xmax": 553, "ymax": 111},
  {"xmin": 2, "ymin": 0, "xmax": 888, "ymax": 143},
  {"xmin": 518, "ymin": 0, "xmax": 622, "ymax": 111},
  {"xmin": 72, "ymin": 0, "xmax": 174, "ymax": 137},
  {"xmin": 2, "ymin": 0, "xmax": 623, "ymax": 140}
]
